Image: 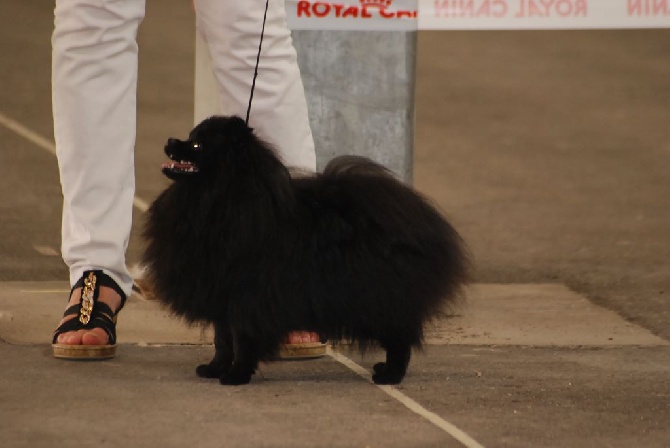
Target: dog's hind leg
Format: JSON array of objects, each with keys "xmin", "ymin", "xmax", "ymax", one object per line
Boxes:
[
  {"xmin": 196, "ymin": 321, "xmax": 234, "ymax": 379},
  {"xmin": 372, "ymin": 338, "xmax": 412, "ymax": 385},
  {"xmin": 219, "ymin": 331, "xmax": 261, "ymax": 386}
]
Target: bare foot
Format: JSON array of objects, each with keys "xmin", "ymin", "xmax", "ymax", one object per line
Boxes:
[
  {"xmin": 285, "ymin": 331, "xmax": 321, "ymax": 344},
  {"xmin": 55, "ymin": 286, "xmax": 122, "ymax": 346}
]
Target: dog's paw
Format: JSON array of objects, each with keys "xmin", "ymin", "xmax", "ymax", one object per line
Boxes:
[
  {"xmin": 373, "ymin": 362, "xmax": 387, "ymax": 375},
  {"xmin": 196, "ymin": 363, "xmax": 223, "ymax": 379},
  {"xmin": 372, "ymin": 363, "xmax": 405, "ymax": 384},
  {"xmin": 219, "ymin": 371, "xmax": 253, "ymax": 386}
]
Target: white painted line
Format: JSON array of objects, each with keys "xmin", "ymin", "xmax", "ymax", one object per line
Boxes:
[
  {"xmin": 33, "ymin": 245, "xmax": 60, "ymax": 256},
  {"xmin": 0, "ymin": 111, "xmax": 151, "ymax": 213},
  {"xmin": 328, "ymin": 347, "xmax": 486, "ymax": 448},
  {"xmin": 133, "ymin": 197, "xmax": 150, "ymax": 213},
  {"xmin": 0, "ymin": 111, "xmax": 57, "ymax": 155}
]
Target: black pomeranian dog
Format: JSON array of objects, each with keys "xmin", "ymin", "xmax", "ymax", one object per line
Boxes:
[{"xmin": 143, "ymin": 116, "xmax": 468, "ymax": 385}]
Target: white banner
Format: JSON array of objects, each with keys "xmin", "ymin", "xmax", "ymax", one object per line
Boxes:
[
  {"xmin": 420, "ymin": 0, "xmax": 670, "ymax": 29},
  {"xmin": 286, "ymin": 0, "xmax": 670, "ymax": 30}
]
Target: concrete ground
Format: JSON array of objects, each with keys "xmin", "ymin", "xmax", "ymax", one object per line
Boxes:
[{"xmin": 1, "ymin": 1, "xmax": 669, "ymax": 447}]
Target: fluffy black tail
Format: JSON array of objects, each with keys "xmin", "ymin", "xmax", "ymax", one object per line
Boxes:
[
  {"xmin": 315, "ymin": 155, "xmax": 470, "ymax": 345},
  {"xmin": 322, "ymin": 155, "xmax": 398, "ymax": 180}
]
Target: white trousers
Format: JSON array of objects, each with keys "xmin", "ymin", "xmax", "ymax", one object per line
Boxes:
[{"xmin": 53, "ymin": 0, "xmax": 315, "ymax": 295}]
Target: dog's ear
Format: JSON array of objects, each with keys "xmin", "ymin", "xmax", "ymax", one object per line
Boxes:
[
  {"xmin": 227, "ymin": 116, "xmax": 255, "ymax": 148},
  {"xmin": 229, "ymin": 116, "xmax": 254, "ymax": 135}
]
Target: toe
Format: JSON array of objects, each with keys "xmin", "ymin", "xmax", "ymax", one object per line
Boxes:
[
  {"xmin": 58, "ymin": 330, "xmax": 84, "ymax": 345},
  {"xmin": 81, "ymin": 328, "xmax": 109, "ymax": 346},
  {"xmin": 285, "ymin": 332, "xmax": 300, "ymax": 344},
  {"xmin": 301, "ymin": 331, "xmax": 319, "ymax": 343}
]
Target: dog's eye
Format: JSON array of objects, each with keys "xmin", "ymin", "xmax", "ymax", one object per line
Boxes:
[{"xmin": 192, "ymin": 142, "xmax": 202, "ymax": 151}]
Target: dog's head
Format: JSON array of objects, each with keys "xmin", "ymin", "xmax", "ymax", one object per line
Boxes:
[{"xmin": 161, "ymin": 115, "xmax": 255, "ymax": 181}]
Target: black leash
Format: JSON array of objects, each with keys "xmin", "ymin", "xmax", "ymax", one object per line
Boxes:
[{"xmin": 245, "ymin": 0, "xmax": 270, "ymax": 125}]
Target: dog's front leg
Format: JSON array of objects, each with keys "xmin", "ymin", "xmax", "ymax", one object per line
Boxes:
[
  {"xmin": 219, "ymin": 331, "xmax": 260, "ymax": 386},
  {"xmin": 196, "ymin": 321, "xmax": 234, "ymax": 379}
]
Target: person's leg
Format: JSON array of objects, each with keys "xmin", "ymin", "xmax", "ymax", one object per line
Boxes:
[
  {"xmin": 193, "ymin": 0, "xmax": 316, "ymax": 171},
  {"xmin": 52, "ymin": 0, "xmax": 145, "ymax": 347},
  {"xmin": 194, "ymin": 0, "xmax": 321, "ymax": 348}
]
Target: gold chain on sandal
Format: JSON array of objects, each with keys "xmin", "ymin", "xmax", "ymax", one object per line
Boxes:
[{"xmin": 79, "ymin": 271, "xmax": 97, "ymax": 325}]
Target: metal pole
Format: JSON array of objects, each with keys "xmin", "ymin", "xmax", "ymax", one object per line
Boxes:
[{"xmin": 292, "ymin": 30, "xmax": 416, "ymax": 182}]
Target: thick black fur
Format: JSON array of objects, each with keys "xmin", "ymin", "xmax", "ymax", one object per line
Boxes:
[{"xmin": 143, "ymin": 116, "xmax": 469, "ymax": 385}]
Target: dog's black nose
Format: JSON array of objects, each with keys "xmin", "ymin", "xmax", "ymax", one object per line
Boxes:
[{"xmin": 167, "ymin": 138, "xmax": 179, "ymax": 146}]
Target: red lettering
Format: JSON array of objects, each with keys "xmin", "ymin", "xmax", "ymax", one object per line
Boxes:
[
  {"xmin": 555, "ymin": 0, "xmax": 569, "ymax": 16},
  {"xmin": 541, "ymin": 0, "xmax": 554, "ymax": 16},
  {"xmin": 463, "ymin": 1, "xmax": 475, "ymax": 16},
  {"xmin": 477, "ymin": 1, "xmax": 490, "ymax": 16},
  {"xmin": 528, "ymin": 1, "xmax": 544, "ymax": 17},
  {"xmin": 629, "ymin": 0, "xmax": 641, "ymax": 14},
  {"xmin": 493, "ymin": 0, "xmax": 507, "ymax": 17},
  {"xmin": 436, "ymin": 0, "xmax": 507, "ymax": 18},
  {"xmin": 342, "ymin": 6, "xmax": 359, "ymax": 17},
  {"xmin": 516, "ymin": 0, "xmax": 590, "ymax": 17},
  {"xmin": 653, "ymin": 0, "xmax": 669, "ymax": 14},
  {"xmin": 294, "ymin": 0, "xmax": 420, "ymax": 21},
  {"xmin": 312, "ymin": 2, "xmax": 331, "ymax": 17},
  {"xmin": 575, "ymin": 0, "xmax": 587, "ymax": 16},
  {"xmin": 380, "ymin": 8, "xmax": 395, "ymax": 18},
  {"xmin": 333, "ymin": 4, "xmax": 345, "ymax": 17},
  {"xmin": 297, "ymin": 0, "xmax": 311, "ymax": 17},
  {"xmin": 629, "ymin": 0, "xmax": 670, "ymax": 16}
]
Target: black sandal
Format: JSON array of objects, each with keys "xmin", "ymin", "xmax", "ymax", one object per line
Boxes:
[{"xmin": 52, "ymin": 270, "xmax": 127, "ymax": 360}]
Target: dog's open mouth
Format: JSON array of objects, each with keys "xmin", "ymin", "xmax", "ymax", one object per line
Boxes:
[
  {"xmin": 162, "ymin": 161, "xmax": 199, "ymax": 175},
  {"xmin": 162, "ymin": 138, "xmax": 202, "ymax": 179}
]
